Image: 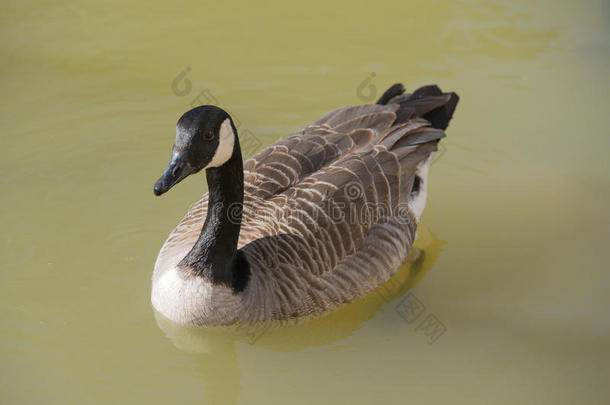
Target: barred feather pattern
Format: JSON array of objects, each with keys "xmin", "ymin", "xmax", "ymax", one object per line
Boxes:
[{"xmin": 153, "ymin": 91, "xmax": 455, "ymax": 325}]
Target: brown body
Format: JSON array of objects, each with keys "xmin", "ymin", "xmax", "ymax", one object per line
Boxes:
[{"xmin": 151, "ymin": 85, "xmax": 458, "ymax": 325}]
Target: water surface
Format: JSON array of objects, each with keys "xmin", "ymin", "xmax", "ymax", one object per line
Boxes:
[{"xmin": 1, "ymin": 0, "xmax": 609, "ymax": 404}]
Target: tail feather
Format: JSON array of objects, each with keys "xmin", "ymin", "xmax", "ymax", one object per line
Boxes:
[
  {"xmin": 378, "ymin": 83, "xmax": 459, "ymax": 130},
  {"xmin": 421, "ymin": 91, "xmax": 459, "ymax": 130}
]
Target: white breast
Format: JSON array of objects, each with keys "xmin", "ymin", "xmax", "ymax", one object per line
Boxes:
[
  {"xmin": 151, "ymin": 265, "xmax": 245, "ymax": 325},
  {"xmin": 151, "ymin": 266, "xmax": 210, "ymax": 323}
]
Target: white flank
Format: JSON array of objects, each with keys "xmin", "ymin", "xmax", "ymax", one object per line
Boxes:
[{"xmin": 409, "ymin": 156, "xmax": 431, "ymax": 221}]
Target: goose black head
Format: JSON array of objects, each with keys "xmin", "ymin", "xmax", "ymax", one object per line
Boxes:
[{"xmin": 154, "ymin": 105, "xmax": 236, "ymax": 196}]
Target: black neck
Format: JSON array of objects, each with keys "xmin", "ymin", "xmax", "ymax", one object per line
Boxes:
[{"xmin": 179, "ymin": 127, "xmax": 245, "ymax": 288}]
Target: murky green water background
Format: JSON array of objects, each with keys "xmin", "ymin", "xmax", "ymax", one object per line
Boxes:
[{"xmin": 2, "ymin": 0, "xmax": 609, "ymax": 404}]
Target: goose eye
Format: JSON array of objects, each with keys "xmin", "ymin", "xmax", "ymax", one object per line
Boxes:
[{"xmin": 203, "ymin": 131, "xmax": 215, "ymax": 140}]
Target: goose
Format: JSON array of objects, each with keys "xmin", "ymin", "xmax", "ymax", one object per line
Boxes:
[{"xmin": 152, "ymin": 83, "xmax": 459, "ymax": 326}]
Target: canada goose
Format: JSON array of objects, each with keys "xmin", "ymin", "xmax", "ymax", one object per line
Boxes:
[{"xmin": 152, "ymin": 83, "xmax": 459, "ymax": 326}]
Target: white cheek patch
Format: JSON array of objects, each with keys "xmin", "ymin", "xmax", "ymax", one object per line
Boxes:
[{"xmin": 206, "ymin": 118, "xmax": 235, "ymax": 168}]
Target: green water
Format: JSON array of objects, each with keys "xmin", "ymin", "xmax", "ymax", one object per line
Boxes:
[{"xmin": 2, "ymin": 0, "xmax": 609, "ymax": 403}]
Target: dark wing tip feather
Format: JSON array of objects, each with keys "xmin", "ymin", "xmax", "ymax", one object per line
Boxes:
[
  {"xmin": 376, "ymin": 83, "xmax": 405, "ymax": 105},
  {"xmin": 390, "ymin": 85, "xmax": 459, "ymax": 130}
]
